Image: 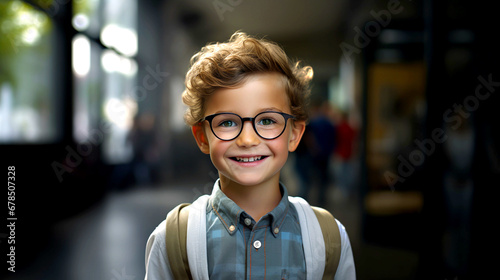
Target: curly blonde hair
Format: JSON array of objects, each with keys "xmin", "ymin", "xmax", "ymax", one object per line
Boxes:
[{"xmin": 182, "ymin": 31, "xmax": 313, "ymax": 126}]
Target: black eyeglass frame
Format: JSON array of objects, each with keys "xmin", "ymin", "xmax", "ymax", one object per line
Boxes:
[{"xmin": 200, "ymin": 111, "xmax": 296, "ymax": 141}]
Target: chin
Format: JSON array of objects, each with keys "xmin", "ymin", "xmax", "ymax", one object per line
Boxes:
[
  {"xmin": 231, "ymin": 177, "xmax": 264, "ymax": 187},
  {"xmin": 232, "ymin": 173, "xmax": 278, "ymax": 187}
]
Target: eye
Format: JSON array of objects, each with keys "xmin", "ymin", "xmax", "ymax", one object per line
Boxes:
[
  {"xmin": 258, "ymin": 118, "xmax": 276, "ymax": 126},
  {"xmin": 218, "ymin": 120, "xmax": 237, "ymax": 128}
]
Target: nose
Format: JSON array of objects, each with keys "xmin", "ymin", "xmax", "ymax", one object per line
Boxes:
[{"xmin": 235, "ymin": 121, "xmax": 260, "ymax": 147}]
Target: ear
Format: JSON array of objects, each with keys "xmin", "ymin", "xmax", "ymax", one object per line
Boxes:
[
  {"xmin": 288, "ymin": 120, "xmax": 306, "ymax": 152},
  {"xmin": 192, "ymin": 123, "xmax": 210, "ymax": 154}
]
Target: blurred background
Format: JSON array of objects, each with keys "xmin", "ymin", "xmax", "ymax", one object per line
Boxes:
[{"xmin": 0, "ymin": 0, "xmax": 499, "ymax": 279}]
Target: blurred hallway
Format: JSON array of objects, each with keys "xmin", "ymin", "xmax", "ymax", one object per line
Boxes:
[{"xmin": 3, "ymin": 183, "xmax": 202, "ymax": 280}]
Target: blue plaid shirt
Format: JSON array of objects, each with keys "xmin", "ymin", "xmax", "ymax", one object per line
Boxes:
[{"xmin": 206, "ymin": 182, "xmax": 306, "ymax": 279}]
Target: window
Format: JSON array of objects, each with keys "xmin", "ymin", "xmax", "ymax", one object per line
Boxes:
[
  {"xmin": 72, "ymin": 0, "xmax": 138, "ymax": 164},
  {"xmin": 0, "ymin": 0, "xmax": 56, "ymax": 143}
]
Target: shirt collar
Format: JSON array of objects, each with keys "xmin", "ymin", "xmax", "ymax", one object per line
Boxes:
[{"xmin": 209, "ymin": 179, "xmax": 290, "ymax": 237}]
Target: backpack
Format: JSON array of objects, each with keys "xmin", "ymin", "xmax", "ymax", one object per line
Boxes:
[{"xmin": 165, "ymin": 201, "xmax": 341, "ymax": 279}]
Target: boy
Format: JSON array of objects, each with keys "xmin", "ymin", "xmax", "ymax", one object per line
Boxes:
[{"xmin": 144, "ymin": 32, "xmax": 355, "ymax": 279}]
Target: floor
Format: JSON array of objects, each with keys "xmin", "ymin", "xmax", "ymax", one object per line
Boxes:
[{"xmin": 5, "ymin": 181, "xmax": 419, "ymax": 280}]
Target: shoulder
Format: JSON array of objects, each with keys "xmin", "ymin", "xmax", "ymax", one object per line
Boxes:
[
  {"xmin": 147, "ymin": 219, "xmax": 167, "ymax": 248},
  {"xmin": 290, "ymin": 200, "xmax": 346, "ymax": 237},
  {"xmin": 307, "ymin": 206, "xmax": 356, "ymax": 279},
  {"xmin": 146, "ymin": 200, "xmax": 195, "ymax": 252},
  {"xmin": 288, "ymin": 197, "xmax": 341, "ymax": 232},
  {"xmin": 145, "ymin": 219, "xmax": 166, "ymax": 265},
  {"xmin": 144, "ymin": 196, "xmax": 211, "ymax": 280},
  {"xmin": 309, "ymin": 206, "xmax": 351, "ymax": 251},
  {"xmin": 311, "ymin": 206, "xmax": 348, "ymax": 236},
  {"xmin": 145, "ymin": 219, "xmax": 174, "ymax": 280},
  {"xmin": 334, "ymin": 217, "xmax": 356, "ymax": 279},
  {"xmin": 334, "ymin": 218, "xmax": 348, "ymax": 241}
]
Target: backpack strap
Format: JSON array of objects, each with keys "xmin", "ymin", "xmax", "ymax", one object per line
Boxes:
[
  {"xmin": 312, "ymin": 206, "xmax": 342, "ymax": 279},
  {"xmin": 165, "ymin": 203, "xmax": 192, "ymax": 280}
]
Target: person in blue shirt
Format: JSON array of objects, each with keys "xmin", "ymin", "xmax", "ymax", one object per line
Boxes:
[{"xmin": 144, "ymin": 31, "xmax": 355, "ymax": 279}]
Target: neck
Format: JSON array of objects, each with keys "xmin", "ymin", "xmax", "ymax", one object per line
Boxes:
[{"xmin": 219, "ymin": 175, "xmax": 282, "ymax": 222}]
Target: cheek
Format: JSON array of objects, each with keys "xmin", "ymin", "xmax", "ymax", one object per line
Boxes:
[
  {"xmin": 208, "ymin": 139, "xmax": 230, "ymax": 164},
  {"xmin": 268, "ymin": 137, "xmax": 290, "ymax": 160}
]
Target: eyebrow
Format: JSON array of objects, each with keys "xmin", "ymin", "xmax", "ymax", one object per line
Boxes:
[
  {"xmin": 211, "ymin": 108, "xmax": 286, "ymax": 116},
  {"xmin": 260, "ymin": 107, "xmax": 285, "ymax": 112}
]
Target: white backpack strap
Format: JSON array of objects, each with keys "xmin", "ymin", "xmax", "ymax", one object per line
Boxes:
[
  {"xmin": 186, "ymin": 179, "xmax": 221, "ymax": 280},
  {"xmin": 288, "ymin": 196, "xmax": 326, "ymax": 280},
  {"xmin": 186, "ymin": 194, "xmax": 210, "ymax": 280}
]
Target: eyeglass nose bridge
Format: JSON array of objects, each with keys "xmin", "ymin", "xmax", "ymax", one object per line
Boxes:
[
  {"xmin": 234, "ymin": 116, "xmax": 258, "ymax": 139},
  {"xmin": 240, "ymin": 117, "xmax": 255, "ymax": 124}
]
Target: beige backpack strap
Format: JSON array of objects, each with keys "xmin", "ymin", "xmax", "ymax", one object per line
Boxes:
[
  {"xmin": 312, "ymin": 206, "xmax": 341, "ymax": 279},
  {"xmin": 165, "ymin": 203, "xmax": 192, "ymax": 280}
]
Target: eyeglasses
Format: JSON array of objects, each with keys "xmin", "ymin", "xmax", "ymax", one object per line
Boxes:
[{"xmin": 200, "ymin": 111, "xmax": 296, "ymax": 141}]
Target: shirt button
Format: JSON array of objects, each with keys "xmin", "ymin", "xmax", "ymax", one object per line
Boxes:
[
  {"xmin": 244, "ymin": 218, "xmax": 252, "ymax": 226},
  {"xmin": 253, "ymin": 240, "xmax": 262, "ymax": 249},
  {"xmin": 229, "ymin": 225, "xmax": 236, "ymax": 232},
  {"xmin": 274, "ymin": 227, "xmax": 279, "ymax": 234}
]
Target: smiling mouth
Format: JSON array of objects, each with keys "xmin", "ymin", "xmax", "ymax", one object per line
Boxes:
[{"xmin": 231, "ymin": 156, "xmax": 268, "ymax": 163}]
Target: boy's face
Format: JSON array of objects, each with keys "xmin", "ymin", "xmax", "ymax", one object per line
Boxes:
[{"xmin": 192, "ymin": 72, "xmax": 305, "ymax": 187}]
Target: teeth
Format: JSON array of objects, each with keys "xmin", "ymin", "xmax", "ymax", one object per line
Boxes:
[{"xmin": 236, "ymin": 156, "xmax": 262, "ymax": 162}]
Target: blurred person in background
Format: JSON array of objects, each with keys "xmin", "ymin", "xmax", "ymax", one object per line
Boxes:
[
  {"xmin": 128, "ymin": 113, "xmax": 161, "ymax": 186},
  {"xmin": 334, "ymin": 110, "xmax": 357, "ymax": 199},
  {"xmin": 442, "ymin": 114, "xmax": 474, "ymax": 277},
  {"xmin": 296, "ymin": 99, "xmax": 337, "ymax": 207}
]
